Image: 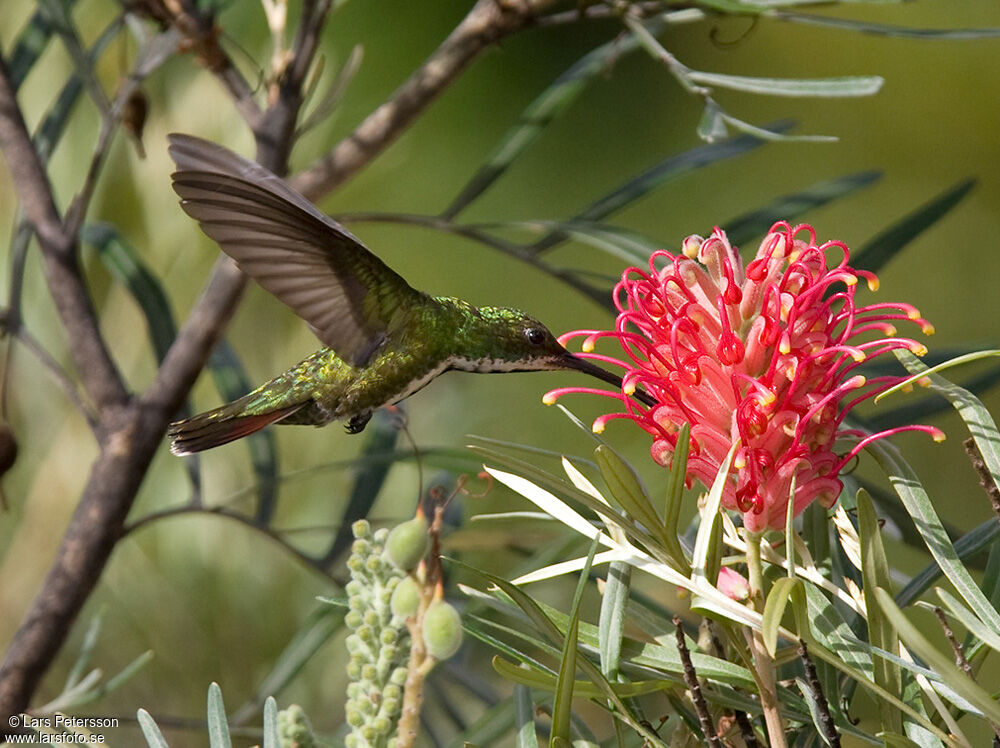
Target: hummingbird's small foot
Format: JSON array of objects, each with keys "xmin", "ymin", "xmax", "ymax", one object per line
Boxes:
[{"xmin": 346, "ymin": 412, "xmax": 372, "ymax": 434}]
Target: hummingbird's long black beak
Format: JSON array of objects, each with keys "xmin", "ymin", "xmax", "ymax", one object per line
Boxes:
[{"xmin": 557, "ymin": 352, "xmax": 658, "ymax": 408}]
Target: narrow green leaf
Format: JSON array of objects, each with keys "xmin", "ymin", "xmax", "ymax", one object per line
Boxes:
[
  {"xmin": 773, "ymin": 12, "xmax": 1000, "ymax": 39},
  {"xmin": 8, "ymin": 3, "xmax": 78, "ymax": 92},
  {"xmin": 84, "ymin": 223, "xmax": 176, "ymax": 362},
  {"xmin": 598, "ymin": 561, "xmax": 630, "ymax": 682},
  {"xmin": 720, "ymin": 113, "xmax": 835, "ymax": 143},
  {"xmin": 857, "ymin": 490, "xmax": 902, "ymax": 735},
  {"xmin": 514, "ymin": 684, "xmax": 539, "ymax": 748},
  {"xmin": 529, "ymin": 123, "xmax": 794, "ymax": 252},
  {"xmin": 898, "ymin": 517, "xmax": 1000, "ymax": 606},
  {"xmin": 550, "ymin": 613, "xmax": 580, "ymax": 744},
  {"xmin": 442, "ymin": 16, "xmax": 674, "ymax": 219},
  {"xmin": 661, "ymin": 423, "xmax": 691, "ymax": 571},
  {"xmin": 854, "ymin": 179, "xmax": 976, "ymax": 275},
  {"xmin": 262, "ymin": 697, "xmax": 279, "ymax": 748},
  {"xmin": 697, "ymin": 100, "xmax": 729, "ymax": 141},
  {"xmin": 66, "ymin": 611, "xmax": 103, "ymax": 690},
  {"xmin": 208, "ymin": 340, "xmax": 279, "ymax": 522},
  {"xmin": 493, "ymin": 657, "xmax": 667, "ymax": 699},
  {"xmin": 873, "ymin": 588, "xmax": 1000, "ymax": 725},
  {"xmin": 686, "ymin": 71, "xmax": 884, "ymax": 97},
  {"xmin": 35, "ymin": 20, "xmax": 119, "ymax": 163},
  {"xmin": 878, "ymin": 734, "xmax": 922, "ymax": 748},
  {"xmin": 83, "ymin": 222, "xmax": 201, "ymax": 495},
  {"xmin": 206, "ymin": 683, "xmax": 232, "ymax": 748},
  {"xmin": 136, "ymin": 709, "xmax": 169, "ymax": 748},
  {"xmin": 721, "ymin": 171, "xmax": 881, "ymax": 247},
  {"xmin": 762, "ymin": 577, "xmax": 800, "ymax": 657},
  {"xmin": 594, "ymin": 445, "xmax": 661, "ymax": 534},
  {"xmin": 230, "ymin": 606, "xmax": 345, "ymax": 724},
  {"xmin": 690, "ymin": 443, "xmax": 737, "ymax": 589}
]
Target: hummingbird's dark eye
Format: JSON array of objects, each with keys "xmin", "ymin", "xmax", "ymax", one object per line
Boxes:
[{"xmin": 525, "ymin": 328, "xmax": 546, "ymax": 345}]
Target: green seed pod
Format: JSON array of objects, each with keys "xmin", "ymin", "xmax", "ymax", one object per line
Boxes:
[
  {"xmin": 352, "ymin": 519, "xmax": 371, "ymax": 538},
  {"xmin": 421, "ymin": 599, "xmax": 463, "ymax": 660},
  {"xmin": 346, "ymin": 708, "xmax": 364, "ymax": 728},
  {"xmin": 383, "ymin": 684, "xmax": 402, "ymax": 702},
  {"xmin": 361, "ymin": 725, "xmax": 377, "ymax": 742},
  {"xmin": 357, "ymin": 625, "xmax": 374, "ymax": 643},
  {"xmin": 365, "ymin": 555, "xmax": 384, "ymax": 573},
  {"xmin": 361, "ymin": 664, "xmax": 377, "ymax": 681},
  {"xmin": 346, "ymin": 662, "xmax": 362, "ymax": 680},
  {"xmin": 373, "ymin": 527, "xmax": 389, "ymax": 543},
  {"xmin": 385, "ymin": 516, "xmax": 429, "ymax": 571},
  {"xmin": 380, "ymin": 628, "xmax": 398, "ymax": 645},
  {"xmin": 345, "ymin": 735, "xmax": 359, "ymax": 748},
  {"xmin": 345, "ymin": 610, "xmax": 364, "ymax": 629},
  {"xmin": 345, "ymin": 580, "xmax": 363, "ymax": 596},
  {"xmin": 381, "ymin": 697, "xmax": 400, "ymax": 716},
  {"xmin": 390, "ymin": 576, "xmax": 421, "ymax": 618},
  {"xmin": 363, "ymin": 610, "xmax": 380, "ymax": 627},
  {"xmin": 372, "ymin": 715, "xmax": 391, "ymax": 734}
]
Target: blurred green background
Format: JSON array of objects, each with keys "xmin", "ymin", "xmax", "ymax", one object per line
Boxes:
[{"xmin": 2, "ymin": 0, "xmax": 999, "ymax": 744}]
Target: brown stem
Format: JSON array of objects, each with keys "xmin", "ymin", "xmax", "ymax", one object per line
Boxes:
[
  {"xmin": 673, "ymin": 616, "xmax": 723, "ymax": 748},
  {"xmin": 797, "ymin": 640, "xmax": 840, "ymax": 748},
  {"xmin": 963, "ymin": 437, "xmax": 1000, "ymax": 523},
  {"xmin": 0, "ymin": 54, "xmax": 128, "ymax": 416}
]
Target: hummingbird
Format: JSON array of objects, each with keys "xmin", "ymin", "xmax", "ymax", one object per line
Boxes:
[{"xmin": 166, "ymin": 134, "xmax": 653, "ymax": 455}]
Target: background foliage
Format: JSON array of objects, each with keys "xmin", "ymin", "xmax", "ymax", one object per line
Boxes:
[{"xmin": 1, "ymin": 1, "xmax": 999, "ymax": 745}]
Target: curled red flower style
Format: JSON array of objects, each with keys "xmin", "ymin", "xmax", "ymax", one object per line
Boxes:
[{"xmin": 548, "ymin": 223, "xmax": 943, "ymax": 532}]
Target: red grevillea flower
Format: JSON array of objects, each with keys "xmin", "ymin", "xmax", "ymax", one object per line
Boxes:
[{"xmin": 547, "ymin": 222, "xmax": 944, "ymax": 532}]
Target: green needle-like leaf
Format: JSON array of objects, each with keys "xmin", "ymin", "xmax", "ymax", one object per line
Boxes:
[
  {"xmin": 528, "ymin": 123, "xmax": 793, "ymax": 253},
  {"xmin": 262, "ymin": 697, "xmax": 279, "ymax": 748},
  {"xmin": 762, "ymin": 577, "xmax": 800, "ymax": 657},
  {"xmin": 857, "ymin": 490, "xmax": 902, "ymax": 735},
  {"xmin": 854, "ymin": 179, "xmax": 976, "ymax": 275},
  {"xmin": 514, "ymin": 684, "xmax": 539, "ymax": 748},
  {"xmin": 137, "ymin": 709, "xmax": 169, "ymax": 748},
  {"xmin": 686, "ymin": 71, "xmax": 884, "ymax": 97},
  {"xmin": 206, "ymin": 683, "xmax": 233, "ymax": 748},
  {"xmin": 721, "ymin": 171, "xmax": 881, "ymax": 247}
]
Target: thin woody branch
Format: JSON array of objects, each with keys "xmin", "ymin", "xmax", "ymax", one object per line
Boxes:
[
  {"xmin": 290, "ymin": 0, "xmax": 561, "ymax": 200},
  {"xmin": 0, "ymin": 54, "xmax": 129, "ymax": 415}
]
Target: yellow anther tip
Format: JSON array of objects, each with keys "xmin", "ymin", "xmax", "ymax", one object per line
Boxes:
[
  {"xmin": 582, "ymin": 341, "xmax": 595, "ymax": 353},
  {"xmin": 852, "ymin": 351, "xmax": 866, "ymax": 363},
  {"xmin": 912, "ymin": 344, "xmax": 928, "ymax": 357},
  {"xmin": 922, "ymin": 323, "xmax": 936, "ymax": 335},
  {"xmin": 933, "ymin": 432, "xmax": 947, "ymax": 443},
  {"xmin": 623, "ymin": 382, "xmax": 636, "ymax": 395},
  {"xmin": 542, "ymin": 394, "xmax": 557, "ymax": 406},
  {"xmin": 867, "ymin": 278, "xmax": 880, "ymax": 292},
  {"xmin": 592, "ymin": 422, "xmax": 605, "ymax": 434},
  {"xmin": 844, "ymin": 275, "xmax": 858, "ymax": 287}
]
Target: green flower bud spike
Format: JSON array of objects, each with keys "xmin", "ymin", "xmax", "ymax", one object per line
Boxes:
[{"xmin": 342, "ymin": 519, "xmax": 412, "ymax": 747}]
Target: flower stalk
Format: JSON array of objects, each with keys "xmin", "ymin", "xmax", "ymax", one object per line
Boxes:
[{"xmin": 743, "ymin": 530, "xmax": 786, "ymax": 748}]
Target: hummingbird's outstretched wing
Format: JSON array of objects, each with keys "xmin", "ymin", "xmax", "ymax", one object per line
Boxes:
[{"xmin": 168, "ymin": 134, "xmax": 424, "ymax": 367}]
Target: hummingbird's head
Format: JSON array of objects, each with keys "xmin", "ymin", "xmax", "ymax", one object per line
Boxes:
[{"xmin": 463, "ymin": 307, "xmax": 654, "ymax": 405}]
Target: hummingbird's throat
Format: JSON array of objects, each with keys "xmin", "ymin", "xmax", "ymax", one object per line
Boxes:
[{"xmin": 448, "ymin": 355, "xmax": 560, "ymax": 374}]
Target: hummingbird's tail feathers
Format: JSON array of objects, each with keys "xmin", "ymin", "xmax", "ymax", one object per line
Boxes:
[{"xmin": 168, "ymin": 402, "xmax": 306, "ymax": 455}]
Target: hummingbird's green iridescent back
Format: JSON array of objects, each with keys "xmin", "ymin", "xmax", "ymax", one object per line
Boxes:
[{"xmin": 165, "ymin": 136, "xmax": 647, "ymax": 455}]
